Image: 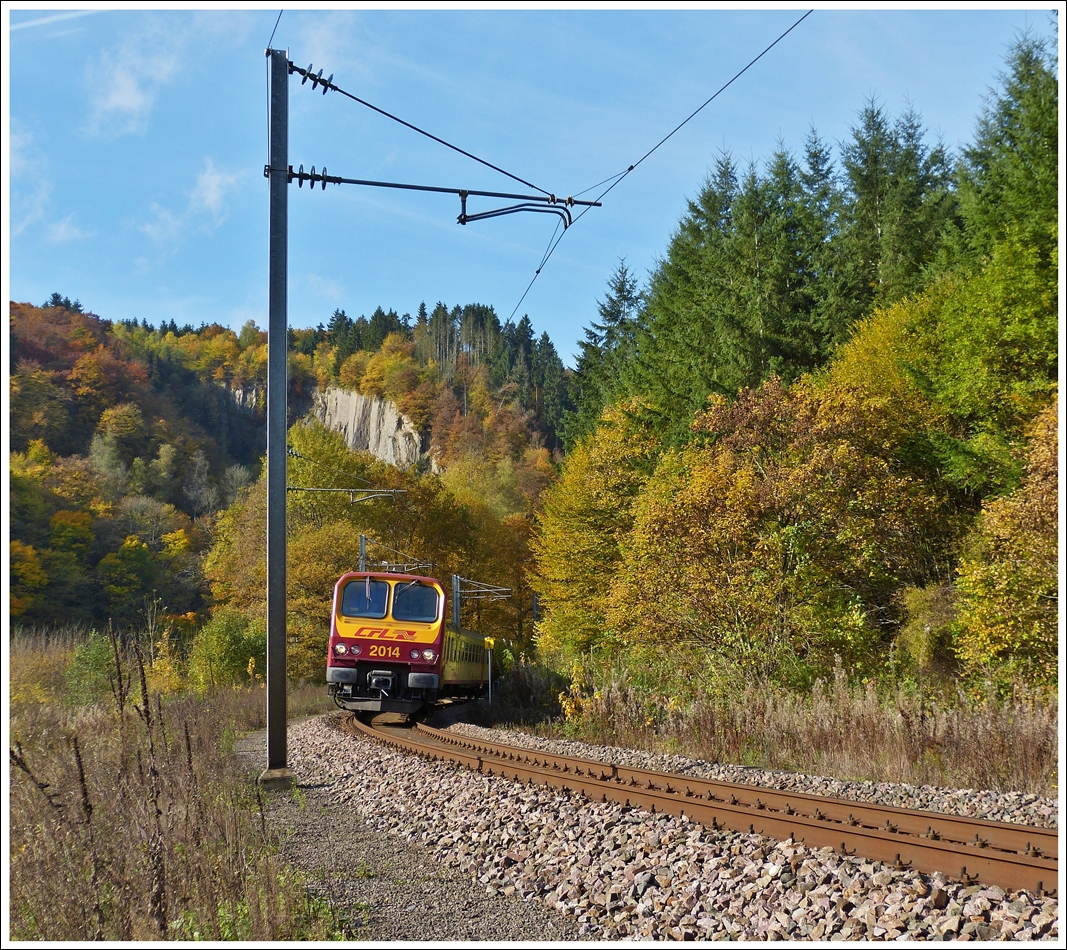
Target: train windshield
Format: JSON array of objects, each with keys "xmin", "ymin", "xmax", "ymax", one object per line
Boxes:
[
  {"xmin": 340, "ymin": 579, "xmax": 390, "ymax": 618},
  {"xmin": 392, "ymin": 582, "xmax": 441, "ymax": 623}
]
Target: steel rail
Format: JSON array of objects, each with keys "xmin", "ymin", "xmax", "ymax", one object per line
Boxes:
[
  {"xmin": 345, "ymin": 716, "xmax": 1057, "ymax": 895},
  {"xmin": 416, "ymin": 724, "xmax": 1058, "ymax": 859}
]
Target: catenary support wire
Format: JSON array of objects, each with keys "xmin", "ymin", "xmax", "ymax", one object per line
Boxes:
[
  {"xmin": 507, "ymin": 9, "xmax": 814, "ymax": 320},
  {"xmin": 287, "ymin": 59, "xmax": 550, "ymax": 196}
]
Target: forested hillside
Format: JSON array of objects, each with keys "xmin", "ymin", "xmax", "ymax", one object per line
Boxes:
[
  {"xmin": 10, "ymin": 300, "xmax": 266, "ymax": 628},
  {"xmin": 10, "ymin": 289, "xmax": 565, "ymax": 665},
  {"xmin": 10, "ymin": 37, "xmax": 1056, "ymax": 706},
  {"xmin": 536, "ymin": 36, "xmax": 1058, "ymax": 698}
]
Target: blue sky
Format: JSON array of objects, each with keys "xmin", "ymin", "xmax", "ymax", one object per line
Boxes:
[{"xmin": 5, "ymin": 5, "xmax": 1059, "ymax": 365}]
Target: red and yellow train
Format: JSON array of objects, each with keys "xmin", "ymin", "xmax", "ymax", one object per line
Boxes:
[{"xmin": 326, "ymin": 571, "xmax": 488, "ymax": 715}]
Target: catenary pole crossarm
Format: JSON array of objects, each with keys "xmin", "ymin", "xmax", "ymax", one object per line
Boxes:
[{"xmin": 262, "ymin": 164, "xmax": 601, "ymax": 229}]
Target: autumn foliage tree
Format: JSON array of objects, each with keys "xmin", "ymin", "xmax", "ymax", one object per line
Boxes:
[
  {"xmin": 205, "ymin": 422, "xmax": 542, "ymax": 680},
  {"xmin": 604, "ymin": 377, "xmax": 960, "ymax": 687},
  {"xmin": 952, "ymin": 399, "xmax": 1057, "ymax": 692},
  {"xmin": 532, "ymin": 401, "xmax": 662, "ymax": 664},
  {"xmin": 533, "ymin": 35, "xmax": 1057, "ymax": 699}
]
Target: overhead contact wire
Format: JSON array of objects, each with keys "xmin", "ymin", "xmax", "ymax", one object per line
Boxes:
[
  {"xmin": 572, "ymin": 168, "xmax": 630, "ymax": 199},
  {"xmin": 603, "ymin": 8, "xmax": 814, "ymax": 197},
  {"xmin": 507, "ymin": 9, "xmax": 813, "ymax": 320},
  {"xmin": 287, "ymin": 447, "xmax": 376, "ymax": 487}
]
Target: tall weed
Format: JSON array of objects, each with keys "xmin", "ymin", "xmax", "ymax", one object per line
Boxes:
[
  {"xmin": 9, "ymin": 634, "xmax": 340, "ymax": 941},
  {"xmin": 498, "ymin": 655, "xmax": 1057, "ymax": 795}
]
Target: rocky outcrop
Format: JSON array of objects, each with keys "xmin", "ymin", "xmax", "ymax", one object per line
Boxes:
[
  {"xmin": 307, "ymin": 386, "xmax": 426, "ymax": 469},
  {"xmin": 230, "ymin": 386, "xmax": 264, "ymax": 414}
]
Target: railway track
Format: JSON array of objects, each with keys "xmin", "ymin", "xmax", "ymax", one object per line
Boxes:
[{"xmin": 345, "ymin": 714, "xmax": 1057, "ymax": 896}]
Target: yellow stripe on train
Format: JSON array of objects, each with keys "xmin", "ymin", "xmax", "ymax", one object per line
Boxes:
[{"xmin": 335, "ymin": 621, "xmax": 439, "ymax": 643}]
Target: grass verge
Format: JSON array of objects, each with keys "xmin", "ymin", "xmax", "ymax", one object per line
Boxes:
[
  {"xmin": 9, "ymin": 629, "xmax": 344, "ymax": 940},
  {"xmin": 479, "ymin": 659, "xmax": 1057, "ymax": 796}
]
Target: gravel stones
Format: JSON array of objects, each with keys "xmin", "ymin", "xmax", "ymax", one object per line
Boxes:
[
  {"xmin": 267, "ymin": 713, "xmax": 1058, "ymax": 941},
  {"xmin": 236, "ymin": 723, "xmax": 584, "ymax": 942}
]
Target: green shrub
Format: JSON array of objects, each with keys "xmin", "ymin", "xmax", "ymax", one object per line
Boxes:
[
  {"xmin": 63, "ymin": 630, "xmax": 115, "ymax": 705},
  {"xmin": 187, "ymin": 609, "xmax": 266, "ymax": 692}
]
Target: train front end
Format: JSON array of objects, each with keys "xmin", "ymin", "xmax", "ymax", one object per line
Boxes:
[{"xmin": 326, "ymin": 572, "xmax": 445, "ymax": 715}]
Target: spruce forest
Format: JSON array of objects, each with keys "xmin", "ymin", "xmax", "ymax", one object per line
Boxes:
[{"xmin": 10, "ymin": 36, "xmax": 1057, "ymax": 720}]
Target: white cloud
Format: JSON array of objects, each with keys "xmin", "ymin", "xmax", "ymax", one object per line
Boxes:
[
  {"xmin": 47, "ymin": 214, "xmax": 95, "ymax": 243},
  {"xmin": 12, "ymin": 181, "xmax": 51, "ymax": 237},
  {"xmin": 94, "ymin": 65, "xmax": 153, "ymax": 124},
  {"xmin": 86, "ymin": 22, "xmax": 181, "ymax": 136},
  {"xmin": 10, "ymin": 123, "xmax": 52, "ymax": 235},
  {"xmin": 190, "ymin": 159, "xmax": 242, "ymax": 223},
  {"xmin": 298, "ymin": 12, "xmax": 367, "ymax": 85},
  {"xmin": 83, "ymin": 12, "xmax": 256, "ymax": 137},
  {"xmin": 10, "ymin": 124, "xmax": 34, "ymax": 179},
  {"xmin": 11, "ymin": 11, "xmax": 98, "ymax": 31},
  {"xmin": 140, "ymin": 158, "xmax": 245, "ymax": 246},
  {"xmin": 139, "ymin": 203, "xmax": 183, "ymax": 244},
  {"xmin": 305, "ymin": 273, "xmax": 345, "ymax": 303}
]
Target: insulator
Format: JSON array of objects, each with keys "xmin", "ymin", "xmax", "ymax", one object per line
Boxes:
[
  {"xmin": 316, "ymin": 68, "xmax": 324, "ymax": 87},
  {"xmin": 321, "ymin": 167, "xmax": 327, "ymax": 190},
  {"xmin": 323, "ymin": 74, "xmax": 333, "ymax": 95},
  {"xmin": 310, "ymin": 166, "xmax": 316, "ymax": 186},
  {"xmin": 297, "ymin": 164, "xmax": 304, "ymax": 187},
  {"xmin": 302, "ymin": 64, "xmax": 313, "ymax": 84}
]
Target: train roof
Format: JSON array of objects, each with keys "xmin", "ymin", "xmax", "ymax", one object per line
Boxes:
[{"xmin": 334, "ymin": 571, "xmax": 444, "ymax": 586}]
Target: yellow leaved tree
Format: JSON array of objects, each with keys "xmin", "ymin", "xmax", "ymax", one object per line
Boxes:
[
  {"xmin": 532, "ymin": 399, "xmax": 662, "ymax": 665},
  {"xmin": 952, "ymin": 398, "xmax": 1058, "ymax": 693}
]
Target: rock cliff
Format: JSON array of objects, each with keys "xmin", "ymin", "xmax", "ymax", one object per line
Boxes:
[{"xmin": 307, "ymin": 386, "xmax": 426, "ymax": 469}]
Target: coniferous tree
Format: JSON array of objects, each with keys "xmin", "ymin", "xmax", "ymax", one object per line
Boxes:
[
  {"xmin": 428, "ymin": 302, "xmax": 456, "ymax": 379},
  {"xmin": 839, "ymin": 101, "xmax": 955, "ymax": 313},
  {"xmin": 564, "ymin": 261, "xmax": 642, "ymax": 449},
  {"xmin": 954, "ymin": 34, "xmax": 1058, "ymax": 266},
  {"xmin": 801, "ymin": 129, "xmax": 850, "ymax": 347},
  {"xmin": 327, "ymin": 308, "xmax": 357, "ymax": 371},
  {"xmin": 531, "ymin": 332, "xmax": 571, "ymax": 449}
]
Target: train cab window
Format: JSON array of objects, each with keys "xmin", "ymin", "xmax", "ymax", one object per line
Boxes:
[
  {"xmin": 340, "ymin": 579, "xmax": 389, "ymax": 618},
  {"xmin": 392, "ymin": 582, "xmax": 440, "ymax": 623}
]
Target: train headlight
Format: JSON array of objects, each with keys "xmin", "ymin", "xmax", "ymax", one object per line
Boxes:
[
  {"xmin": 409, "ymin": 648, "xmax": 420, "ymax": 660},
  {"xmin": 422, "ymin": 649, "xmax": 437, "ymax": 662},
  {"xmin": 350, "ymin": 644, "xmax": 361, "ymax": 656},
  {"xmin": 334, "ymin": 643, "xmax": 347, "ymax": 655}
]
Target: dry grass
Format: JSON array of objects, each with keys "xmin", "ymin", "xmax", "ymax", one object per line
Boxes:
[
  {"xmin": 489, "ymin": 661, "xmax": 1057, "ymax": 796},
  {"xmin": 9, "ymin": 624, "xmax": 85, "ymax": 705},
  {"xmin": 9, "ymin": 630, "xmax": 341, "ymax": 941}
]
